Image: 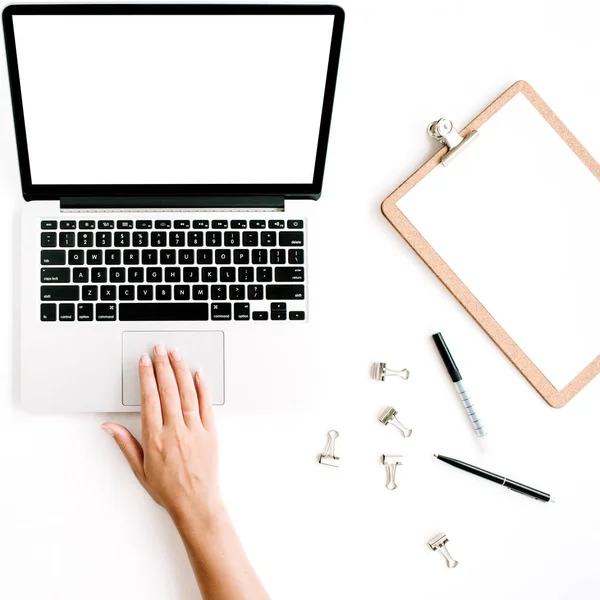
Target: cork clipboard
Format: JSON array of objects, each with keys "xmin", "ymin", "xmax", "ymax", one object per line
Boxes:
[{"xmin": 381, "ymin": 80, "xmax": 600, "ymax": 408}]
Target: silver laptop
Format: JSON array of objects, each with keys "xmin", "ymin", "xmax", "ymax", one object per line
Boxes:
[{"xmin": 3, "ymin": 4, "xmax": 344, "ymax": 411}]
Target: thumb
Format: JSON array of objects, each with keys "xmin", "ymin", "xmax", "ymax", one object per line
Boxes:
[{"xmin": 102, "ymin": 423, "xmax": 145, "ymax": 484}]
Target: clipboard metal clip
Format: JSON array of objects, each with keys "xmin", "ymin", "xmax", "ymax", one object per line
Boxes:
[{"xmin": 428, "ymin": 118, "xmax": 479, "ymax": 166}]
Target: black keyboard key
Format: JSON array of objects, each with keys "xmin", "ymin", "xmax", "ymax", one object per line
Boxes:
[
  {"xmin": 41, "ymin": 250, "xmax": 66, "ymax": 265},
  {"xmin": 211, "ymin": 220, "xmax": 228, "ymax": 229},
  {"xmin": 59, "ymin": 303, "xmax": 75, "ymax": 321},
  {"xmin": 257, "ymin": 267, "xmax": 272, "ymax": 282},
  {"xmin": 211, "ymin": 303, "xmax": 232, "ymax": 320},
  {"xmin": 174, "ymin": 285, "xmax": 190, "ymax": 300},
  {"xmin": 248, "ymin": 285, "xmax": 264, "ymax": 300},
  {"xmin": 202, "ymin": 267, "xmax": 217, "ymax": 282},
  {"xmin": 142, "ymin": 249, "xmax": 158, "ymax": 264},
  {"xmin": 41, "ymin": 232, "xmax": 57, "ymax": 247},
  {"xmin": 231, "ymin": 220, "xmax": 247, "ymax": 229},
  {"xmin": 146, "ymin": 267, "xmax": 162, "ymax": 283},
  {"xmin": 169, "ymin": 231, "xmax": 185, "ymax": 247},
  {"xmin": 59, "ymin": 232, "xmax": 75, "ymax": 247},
  {"xmin": 133, "ymin": 231, "xmax": 149, "ymax": 247},
  {"xmin": 193, "ymin": 220, "xmax": 209, "ymax": 229},
  {"xmin": 250, "ymin": 220, "xmax": 266, "ymax": 229},
  {"xmin": 79, "ymin": 220, "xmax": 95, "ymax": 229},
  {"xmin": 160, "ymin": 249, "xmax": 176, "ymax": 264},
  {"xmin": 96, "ymin": 231, "xmax": 112, "ymax": 247},
  {"xmin": 192, "ymin": 285, "xmax": 209, "ymax": 300},
  {"xmin": 252, "ymin": 249, "xmax": 268, "ymax": 265},
  {"xmin": 187, "ymin": 231, "xmax": 203, "ymax": 247},
  {"xmin": 73, "ymin": 268, "xmax": 89, "ymax": 283},
  {"xmin": 234, "ymin": 249, "xmax": 250, "ymax": 264},
  {"xmin": 206, "ymin": 232, "xmax": 222, "ymax": 247},
  {"xmin": 197, "ymin": 249, "xmax": 213, "ymax": 264},
  {"xmin": 154, "ymin": 220, "xmax": 171, "ymax": 229},
  {"xmin": 105, "ymin": 250, "xmax": 121, "ymax": 265},
  {"xmin": 77, "ymin": 232, "xmax": 93, "ymax": 247},
  {"xmin": 211, "ymin": 285, "xmax": 227, "ymax": 300},
  {"xmin": 96, "ymin": 303, "xmax": 117, "ymax": 321},
  {"xmin": 242, "ymin": 231, "xmax": 258, "ymax": 246},
  {"xmin": 117, "ymin": 220, "xmax": 133, "ymax": 230},
  {"xmin": 229, "ymin": 285, "xmax": 245, "ymax": 300},
  {"xmin": 68, "ymin": 250, "xmax": 84, "ymax": 265},
  {"xmin": 183, "ymin": 267, "xmax": 200, "ymax": 282},
  {"xmin": 156, "ymin": 285, "xmax": 172, "ymax": 301},
  {"xmin": 86, "ymin": 249, "xmax": 103, "ymax": 265},
  {"xmin": 178, "ymin": 250, "xmax": 194, "ymax": 264},
  {"xmin": 238, "ymin": 267, "xmax": 254, "ymax": 282},
  {"xmin": 100, "ymin": 285, "xmax": 116, "ymax": 301},
  {"xmin": 289, "ymin": 311, "xmax": 306, "ymax": 320},
  {"xmin": 270, "ymin": 249, "xmax": 286, "ymax": 264},
  {"xmin": 41, "ymin": 303, "xmax": 57, "ymax": 321},
  {"xmin": 137, "ymin": 286, "xmax": 153, "ymax": 301},
  {"xmin": 280, "ymin": 232, "xmax": 304, "ymax": 246},
  {"xmin": 77, "ymin": 303, "xmax": 94, "ymax": 321},
  {"xmin": 288, "ymin": 249, "xmax": 304, "ymax": 264},
  {"xmin": 92, "ymin": 268, "xmax": 107, "ymax": 283},
  {"xmin": 215, "ymin": 249, "xmax": 231, "ymax": 264},
  {"xmin": 82, "ymin": 286, "xmax": 98, "ymax": 301},
  {"xmin": 114, "ymin": 232, "xmax": 130, "ymax": 247},
  {"xmin": 120, "ymin": 302, "xmax": 209, "ymax": 321},
  {"xmin": 165, "ymin": 267, "xmax": 181, "ymax": 282},
  {"xmin": 109, "ymin": 267, "xmax": 126, "ymax": 283},
  {"xmin": 98, "ymin": 220, "xmax": 114, "ymax": 229},
  {"xmin": 260, "ymin": 232, "xmax": 276, "ymax": 246},
  {"xmin": 175, "ymin": 220, "xmax": 190, "ymax": 229},
  {"xmin": 41, "ymin": 220, "xmax": 57, "ymax": 230},
  {"xmin": 234, "ymin": 303, "xmax": 250, "ymax": 320},
  {"xmin": 266, "ymin": 285, "xmax": 305, "ymax": 300},
  {"xmin": 135, "ymin": 220, "xmax": 152, "ymax": 229},
  {"xmin": 41, "ymin": 268, "xmax": 69, "ymax": 283},
  {"xmin": 287, "ymin": 219, "xmax": 304, "ymax": 229},
  {"xmin": 41, "ymin": 285, "xmax": 79, "ymax": 301},
  {"xmin": 268, "ymin": 220, "xmax": 285, "ymax": 229},
  {"xmin": 118, "ymin": 286, "xmax": 135, "ymax": 300},
  {"xmin": 224, "ymin": 231, "xmax": 240, "ymax": 247},
  {"xmin": 151, "ymin": 231, "xmax": 167, "ymax": 247},
  {"xmin": 128, "ymin": 267, "xmax": 144, "ymax": 283},
  {"xmin": 275, "ymin": 267, "xmax": 305, "ymax": 282},
  {"xmin": 270, "ymin": 302, "xmax": 287, "ymax": 321},
  {"xmin": 124, "ymin": 250, "xmax": 140, "ymax": 265},
  {"xmin": 252, "ymin": 311, "xmax": 268, "ymax": 321},
  {"xmin": 60, "ymin": 220, "xmax": 76, "ymax": 230},
  {"xmin": 220, "ymin": 267, "xmax": 236, "ymax": 282}
]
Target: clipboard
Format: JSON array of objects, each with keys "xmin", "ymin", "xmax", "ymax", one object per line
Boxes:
[{"xmin": 381, "ymin": 80, "xmax": 600, "ymax": 408}]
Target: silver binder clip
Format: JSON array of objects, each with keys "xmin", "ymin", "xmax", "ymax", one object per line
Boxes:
[
  {"xmin": 373, "ymin": 362, "xmax": 410, "ymax": 382},
  {"xmin": 378, "ymin": 406, "xmax": 412, "ymax": 438},
  {"xmin": 319, "ymin": 430, "xmax": 340, "ymax": 467},
  {"xmin": 428, "ymin": 117, "xmax": 479, "ymax": 166},
  {"xmin": 428, "ymin": 532, "xmax": 459, "ymax": 568},
  {"xmin": 382, "ymin": 455, "xmax": 403, "ymax": 490}
]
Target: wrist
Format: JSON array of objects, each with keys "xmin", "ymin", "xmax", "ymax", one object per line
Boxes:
[{"xmin": 170, "ymin": 495, "xmax": 229, "ymax": 538}]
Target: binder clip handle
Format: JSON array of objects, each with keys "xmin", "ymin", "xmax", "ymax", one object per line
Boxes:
[
  {"xmin": 428, "ymin": 117, "xmax": 479, "ymax": 166},
  {"xmin": 319, "ymin": 430, "xmax": 340, "ymax": 467}
]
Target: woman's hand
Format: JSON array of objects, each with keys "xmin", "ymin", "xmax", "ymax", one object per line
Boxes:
[{"xmin": 102, "ymin": 344, "xmax": 223, "ymax": 525}]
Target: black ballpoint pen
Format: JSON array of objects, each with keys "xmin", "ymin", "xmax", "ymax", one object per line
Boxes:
[{"xmin": 434, "ymin": 454, "xmax": 555, "ymax": 503}]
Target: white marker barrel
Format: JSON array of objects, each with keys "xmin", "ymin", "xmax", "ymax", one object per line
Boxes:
[{"xmin": 454, "ymin": 380, "xmax": 486, "ymax": 437}]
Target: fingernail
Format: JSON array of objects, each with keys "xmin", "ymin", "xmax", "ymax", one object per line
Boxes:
[
  {"xmin": 195, "ymin": 369, "xmax": 203, "ymax": 381},
  {"xmin": 171, "ymin": 348, "xmax": 182, "ymax": 362},
  {"xmin": 155, "ymin": 344, "xmax": 167, "ymax": 356},
  {"xmin": 101, "ymin": 424, "xmax": 114, "ymax": 437},
  {"xmin": 140, "ymin": 353, "xmax": 152, "ymax": 366}
]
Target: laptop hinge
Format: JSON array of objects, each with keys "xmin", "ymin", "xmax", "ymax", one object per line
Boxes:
[{"xmin": 59, "ymin": 196, "xmax": 285, "ymax": 211}]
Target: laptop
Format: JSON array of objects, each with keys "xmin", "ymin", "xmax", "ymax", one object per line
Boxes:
[{"xmin": 3, "ymin": 4, "xmax": 344, "ymax": 411}]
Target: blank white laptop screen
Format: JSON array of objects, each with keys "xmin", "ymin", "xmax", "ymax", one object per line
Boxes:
[{"xmin": 12, "ymin": 14, "xmax": 335, "ymax": 185}]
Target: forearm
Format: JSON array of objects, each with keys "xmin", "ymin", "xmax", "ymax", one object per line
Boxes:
[{"xmin": 174, "ymin": 504, "xmax": 270, "ymax": 600}]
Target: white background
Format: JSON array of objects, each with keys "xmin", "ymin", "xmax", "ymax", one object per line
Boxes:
[{"xmin": 1, "ymin": 1, "xmax": 600, "ymax": 599}]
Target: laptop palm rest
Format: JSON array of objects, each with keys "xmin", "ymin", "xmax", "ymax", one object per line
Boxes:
[{"xmin": 122, "ymin": 331, "xmax": 225, "ymax": 406}]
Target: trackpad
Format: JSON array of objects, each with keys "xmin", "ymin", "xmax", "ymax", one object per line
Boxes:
[{"xmin": 122, "ymin": 331, "xmax": 225, "ymax": 406}]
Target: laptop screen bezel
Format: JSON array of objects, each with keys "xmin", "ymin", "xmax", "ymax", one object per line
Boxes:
[{"xmin": 2, "ymin": 3, "xmax": 344, "ymax": 201}]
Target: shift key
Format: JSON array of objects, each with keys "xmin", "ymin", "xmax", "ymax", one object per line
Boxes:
[
  {"xmin": 40, "ymin": 286, "xmax": 79, "ymax": 301},
  {"xmin": 266, "ymin": 285, "xmax": 305, "ymax": 300}
]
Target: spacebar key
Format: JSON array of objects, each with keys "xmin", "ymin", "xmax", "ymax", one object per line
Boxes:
[{"xmin": 119, "ymin": 303, "xmax": 209, "ymax": 321}]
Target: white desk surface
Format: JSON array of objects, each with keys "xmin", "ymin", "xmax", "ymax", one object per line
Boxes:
[{"xmin": 2, "ymin": 1, "xmax": 600, "ymax": 598}]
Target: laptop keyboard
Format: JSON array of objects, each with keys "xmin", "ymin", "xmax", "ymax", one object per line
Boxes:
[{"xmin": 39, "ymin": 218, "xmax": 306, "ymax": 322}]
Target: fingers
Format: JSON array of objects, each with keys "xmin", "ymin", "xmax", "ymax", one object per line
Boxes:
[
  {"xmin": 139, "ymin": 353, "xmax": 163, "ymax": 437},
  {"xmin": 194, "ymin": 371, "xmax": 215, "ymax": 431},
  {"xmin": 169, "ymin": 349, "xmax": 200, "ymax": 426},
  {"xmin": 153, "ymin": 344, "xmax": 184, "ymax": 424},
  {"xmin": 102, "ymin": 423, "xmax": 145, "ymax": 485}
]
